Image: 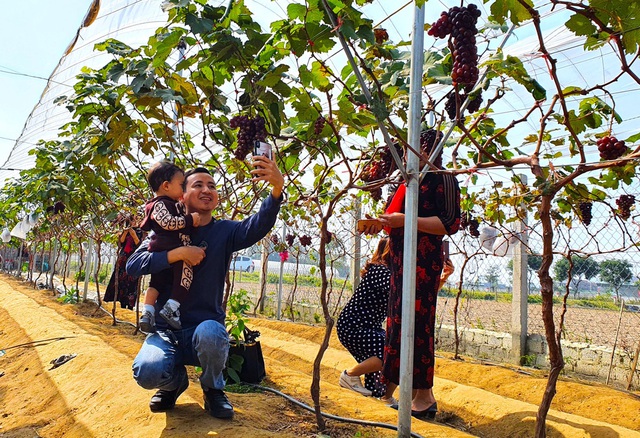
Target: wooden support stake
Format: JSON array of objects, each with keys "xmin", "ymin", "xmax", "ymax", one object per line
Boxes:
[
  {"xmin": 626, "ymin": 339, "xmax": 640, "ymax": 391},
  {"xmin": 606, "ymin": 300, "xmax": 625, "ymax": 385}
]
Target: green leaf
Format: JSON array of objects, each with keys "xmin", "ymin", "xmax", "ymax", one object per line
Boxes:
[
  {"xmin": 166, "ymin": 75, "xmax": 198, "ymax": 104},
  {"xmin": 185, "ymin": 12, "xmax": 214, "ymax": 34},
  {"xmin": 153, "ymin": 31, "xmax": 183, "ymax": 67},
  {"xmin": 338, "ymin": 19, "xmax": 359, "ymax": 41},
  {"xmin": 306, "ymin": 23, "xmax": 336, "ymax": 53},
  {"xmin": 310, "ymin": 61, "xmax": 333, "ymax": 92},
  {"xmin": 490, "ymin": 0, "xmax": 534, "ymax": 25},
  {"xmin": 561, "ymin": 86, "xmax": 583, "ymax": 96},
  {"xmin": 287, "ymin": 3, "xmax": 307, "ymax": 21},
  {"xmin": 151, "ymin": 88, "xmax": 186, "ymax": 104},
  {"xmin": 257, "ymin": 65, "xmax": 289, "ymax": 88},
  {"xmin": 626, "ymin": 132, "xmax": 640, "ymax": 143},
  {"xmin": 565, "ymin": 14, "xmax": 597, "ymax": 38},
  {"xmin": 106, "ymin": 62, "xmax": 125, "ymax": 83},
  {"xmin": 485, "ymin": 53, "xmax": 546, "ymax": 100},
  {"xmin": 94, "ymin": 39, "xmax": 134, "ymax": 57},
  {"xmin": 591, "ymin": 188, "xmax": 607, "ymax": 201}
]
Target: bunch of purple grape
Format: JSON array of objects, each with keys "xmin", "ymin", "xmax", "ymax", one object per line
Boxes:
[
  {"xmin": 313, "ymin": 116, "xmax": 326, "ymax": 135},
  {"xmin": 460, "ymin": 212, "xmax": 469, "ymax": 229},
  {"xmin": 299, "ymin": 235, "xmax": 312, "ymax": 247},
  {"xmin": 578, "ymin": 202, "xmax": 592, "ymax": 226},
  {"xmin": 420, "ymin": 129, "xmax": 443, "ymax": 153},
  {"xmin": 428, "ymin": 4, "xmax": 481, "ymax": 87},
  {"xmin": 445, "ymin": 89, "xmax": 483, "ymax": 120},
  {"xmin": 362, "ymin": 161, "xmax": 385, "ymax": 182},
  {"xmin": 597, "ymin": 136, "xmax": 628, "ymax": 161},
  {"xmin": 616, "ymin": 195, "xmax": 635, "ymax": 220},
  {"xmin": 468, "ymin": 218, "xmax": 480, "ymax": 237},
  {"xmin": 285, "ymin": 234, "xmax": 295, "ymax": 247},
  {"xmin": 362, "ymin": 143, "xmax": 402, "ymax": 182},
  {"xmin": 369, "ymin": 187, "xmax": 383, "ymax": 201},
  {"xmin": 230, "ymin": 115, "xmax": 267, "ymax": 160}
]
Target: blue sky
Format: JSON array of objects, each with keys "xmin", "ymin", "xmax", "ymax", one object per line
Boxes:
[{"xmin": 0, "ymin": 0, "xmax": 93, "ymax": 167}]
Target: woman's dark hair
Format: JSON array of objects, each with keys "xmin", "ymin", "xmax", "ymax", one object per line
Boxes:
[
  {"xmin": 419, "ymin": 129, "xmax": 444, "ymax": 168},
  {"xmin": 147, "ymin": 161, "xmax": 184, "ymax": 192},
  {"xmin": 361, "ymin": 237, "xmax": 390, "ymax": 277}
]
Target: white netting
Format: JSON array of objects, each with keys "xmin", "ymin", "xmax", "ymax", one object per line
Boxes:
[{"xmin": 3, "ymin": 0, "xmax": 639, "ymax": 185}]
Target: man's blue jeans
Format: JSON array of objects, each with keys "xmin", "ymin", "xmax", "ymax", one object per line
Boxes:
[{"xmin": 132, "ymin": 320, "xmax": 229, "ymax": 392}]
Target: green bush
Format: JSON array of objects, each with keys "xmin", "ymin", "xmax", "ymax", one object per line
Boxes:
[
  {"xmin": 438, "ymin": 288, "xmax": 503, "ymax": 301},
  {"xmin": 72, "ymin": 270, "xmax": 108, "ymax": 284},
  {"xmin": 569, "ymin": 295, "xmax": 618, "ymax": 310},
  {"xmin": 226, "ymin": 289, "xmax": 251, "ymax": 342},
  {"xmin": 224, "ymin": 289, "xmax": 253, "ymax": 385},
  {"xmin": 231, "ymin": 270, "xmax": 351, "ymax": 289},
  {"xmin": 527, "ymin": 294, "xmax": 543, "ymax": 304},
  {"xmin": 57, "ymin": 288, "xmax": 79, "ymax": 304},
  {"xmin": 440, "ymin": 288, "xmax": 618, "ymax": 310}
]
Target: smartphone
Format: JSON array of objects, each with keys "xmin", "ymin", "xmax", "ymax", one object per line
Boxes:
[
  {"xmin": 254, "ymin": 141, "xmax": 272, "ymax": 160},
  {"xmin": 442, "ymin": 239, "xmax": 450, "ymax": 260},
  {"xmin": 357, "ymin": 218, "xmax": 383, "ymax": 234}
]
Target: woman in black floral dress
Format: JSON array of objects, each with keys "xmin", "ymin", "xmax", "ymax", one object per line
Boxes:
[{"xmin": 377, "ymin": 142, "xmax": 460, "ymax": 419}]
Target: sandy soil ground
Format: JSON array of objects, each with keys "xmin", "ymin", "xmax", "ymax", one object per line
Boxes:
[{"xmin": 1, "ymin": 274, "xmax": 639, "ymax": 438}]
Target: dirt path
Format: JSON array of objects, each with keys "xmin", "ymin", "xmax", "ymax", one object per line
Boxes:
[{"xmin": 1, "ymin": 275, "xmax": 639, "ymax": 437}]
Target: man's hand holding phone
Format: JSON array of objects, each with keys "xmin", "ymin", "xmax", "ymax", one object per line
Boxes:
[
  {"xmin": 250, "ymin": 141, "xmax": 284, "ymax": 199},
  {"xmin": 253, "ymin": 141, "xmax": 272, "ymax": 160}
]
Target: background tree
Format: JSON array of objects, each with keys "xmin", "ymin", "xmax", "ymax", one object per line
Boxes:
[
  {"xmin": 507, "ymin": 253, "xmax": 542, "ymax": 292},
  {"xmin": 599, "ymin": 259, "xmax": 633, "ymax": 302},
  {"xmin": 554, "ymin": 256, "xmax": 600, "ymax": 298},
  {"xmin": 485, "ymin": 264, "xmax": 501, "ymax": 297}
]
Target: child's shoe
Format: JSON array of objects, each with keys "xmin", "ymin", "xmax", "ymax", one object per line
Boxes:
[
  {"xmin": 159, "ymin": 301, "xmax": 182, "ymax": 330},
  {"xmin": 139, "ymin": 309, "xmax": 156, "ymax": 333}
]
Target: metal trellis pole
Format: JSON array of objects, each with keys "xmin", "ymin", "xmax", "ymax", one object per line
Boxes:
[
  {"xmin": 398, "ymin": 4, "xmax": 425, "ymax": 437},
  {"xmin": 351, "ymin": 198, "xmax": 362, "ymax": 291},
  {"xmin": 16, "ymin": 241, "xmax": 23, "ymax": 277},
  {"xmin": 83, "ymin": 221, "xmax": 95, "ymax": 302}
]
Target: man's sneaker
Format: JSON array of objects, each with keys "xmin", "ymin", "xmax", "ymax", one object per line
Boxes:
[
  {"xmin": 139, "ymin": 309, "xmax": 156, "ymax": 333},
  {"xmin": 149, "ymin": 371, "xmax": 189, "ymax": 412},
  {"xmin": 339, "ymin": 370, "xmax": 372, "ymax": 396},
  {"xmin": 203, "ymin": 388, "xmax": 234, "ymax": 419},
  {"xmin": 159, "ymin": 302, "xmax": 182, "ymax": 330}
]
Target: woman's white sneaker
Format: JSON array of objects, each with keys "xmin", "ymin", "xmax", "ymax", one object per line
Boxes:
[{"xmin": 338, "ymin": 370, "xmax": 372, "ymax": 396}]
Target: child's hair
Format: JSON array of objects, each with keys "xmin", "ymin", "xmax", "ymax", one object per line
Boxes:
[{"xmin": 147, "ymin": 161, "xmax": 184, "ymax": 192}]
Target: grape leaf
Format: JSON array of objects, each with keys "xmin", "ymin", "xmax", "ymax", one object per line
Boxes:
[{"xmin": 490, "ymin": 0, "xmax": 534, "ymax": 26}]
